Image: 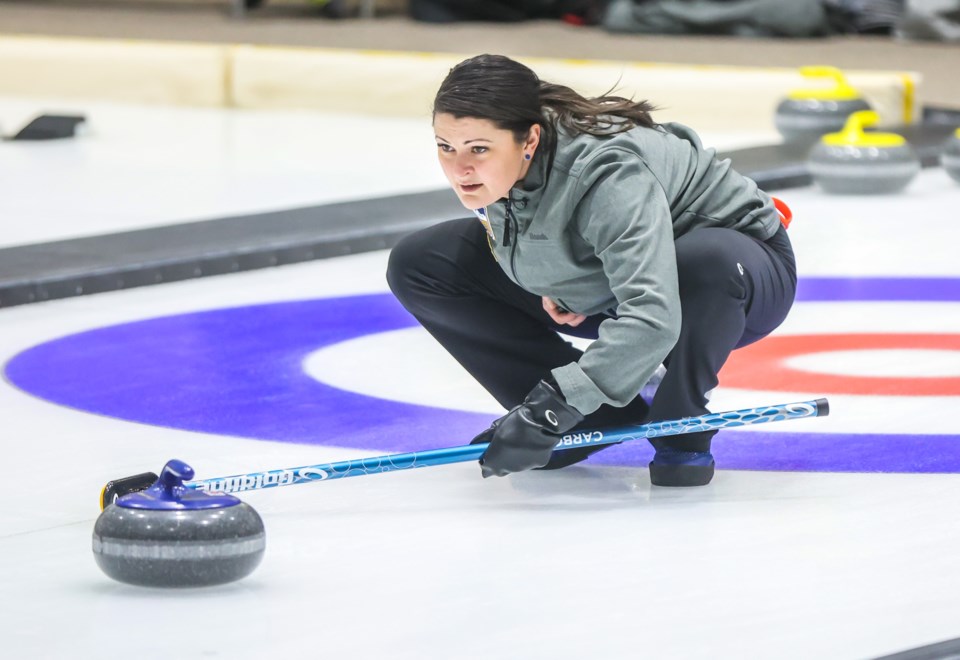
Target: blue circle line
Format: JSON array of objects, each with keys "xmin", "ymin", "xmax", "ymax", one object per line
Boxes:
[
  {"xmin": 797, "ymin": 277, "xmax": 960, "ymax": 302},
  {"xmin": 4, "ymin": 278, "xmax": 959, "ymax": 474}
]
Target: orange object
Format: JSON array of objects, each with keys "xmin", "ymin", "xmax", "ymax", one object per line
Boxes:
[{"xmin": 772, "ymin": 197, "xmax": 793, "ymax": 229}]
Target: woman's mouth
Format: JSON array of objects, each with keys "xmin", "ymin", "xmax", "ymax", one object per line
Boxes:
[{"xmin": 459, "ymin": 183, "xmax": 482, "ymax": 193}]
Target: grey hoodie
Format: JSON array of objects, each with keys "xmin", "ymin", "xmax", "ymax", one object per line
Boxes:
[{"xmin": 475, "ymin": 121, "xmax": 782, "ymax": 415}]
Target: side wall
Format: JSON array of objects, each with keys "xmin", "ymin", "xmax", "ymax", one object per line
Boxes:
[{"xmin": 0, "ymin": 34, "xmax": 918, "ymax": 131}]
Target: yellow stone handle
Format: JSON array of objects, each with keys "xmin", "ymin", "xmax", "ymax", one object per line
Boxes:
[
  {"xmin": 838, "ymin": 109, "xmax": 879, "ymax": 140},
  {"xmin": 790, "ymin": 66, "xmax": 860, "ymax": 101},
  {"xmin": 823, "ymin": 110, "xmax": 906, "ymax": 147}
]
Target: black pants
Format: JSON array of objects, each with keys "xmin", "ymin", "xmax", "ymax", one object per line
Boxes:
[{"xmin": 387, "ymin": 218, "xmax": 796, "ymax": 453}]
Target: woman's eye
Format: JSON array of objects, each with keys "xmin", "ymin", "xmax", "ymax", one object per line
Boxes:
[
  {"xmin": 437, "ymin": 144, "xmax": 453, "ymax": 153},
  {"xmin": 472, "ymin": 146, "xmax": 488, "ymax": 154}
]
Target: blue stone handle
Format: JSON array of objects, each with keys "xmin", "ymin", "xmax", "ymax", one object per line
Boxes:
[
  {"xmin": 117, "ymin": 459, "xmax": 241, "ymax": 510},
  {"xmin": 157, "ymin": 459, "xmax": 196, "ymax": 500}
]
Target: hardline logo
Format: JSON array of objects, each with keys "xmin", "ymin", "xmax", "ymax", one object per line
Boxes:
[{"xmin": 198, "ymin": 467, "xmax": 330, "ymax": 493}]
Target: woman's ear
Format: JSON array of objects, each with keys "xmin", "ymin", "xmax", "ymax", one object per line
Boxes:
[{"xmin": 526, "ymin": 124, "xmax": 541, "ymax": 152}]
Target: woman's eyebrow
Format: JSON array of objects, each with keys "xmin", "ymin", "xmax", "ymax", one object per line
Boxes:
[{"xmin": 434, "ymin": 136, "xmax": 493, "ymax": 144}]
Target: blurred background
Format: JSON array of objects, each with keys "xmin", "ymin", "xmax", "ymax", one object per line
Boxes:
[{"xmin": 0, "ymin": 0, "xmax": 957, "ymax": 109}]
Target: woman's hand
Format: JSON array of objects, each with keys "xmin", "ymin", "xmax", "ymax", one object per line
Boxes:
[
  {"xmin": 473, "ymin": 379, "xmax": 584, "ymax": 478},
  {"xmin": 543, "ymin": 297, "xmax": 586, "ymax": 327}
]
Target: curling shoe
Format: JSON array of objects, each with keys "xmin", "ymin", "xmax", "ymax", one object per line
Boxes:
[{"xmin": 648, "ymin": 447, "xmax": 715, "ymax": 487}]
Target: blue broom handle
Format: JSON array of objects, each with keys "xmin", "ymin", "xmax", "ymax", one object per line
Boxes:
[{"xmin": 188, "ymin": 398, "xmax": 828, "ymax": 494}]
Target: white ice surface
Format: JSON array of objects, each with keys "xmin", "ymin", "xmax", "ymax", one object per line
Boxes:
[
  {"xmin": 0, "ymin": 250, "xmax": 957, "ymax": 660},
  {"xmin": 785, "ymin": 348, "xmax": 960, "ymax": 377},
  {"xmin": 0, "ymin": 97, "xmax": 448, "ymax": 246},
  {"xmin": 777, "ymin": 169, "xmax": 960, "ymax": 276}
]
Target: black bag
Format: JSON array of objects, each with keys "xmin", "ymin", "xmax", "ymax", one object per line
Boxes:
[
  {"xmin": 898, "ymin": 0, "xmax": 960, "ymax": 41},
  {"xmin": 823, "ymin": 0, "xmax": 904, "ymax": 34},
  {"xmin": 409, "ymin": 0, "xmax": 601, "ymax": 22},
  {"xmin": 603, "ymin": 0, "xmax": 832, "ymax": 37}
]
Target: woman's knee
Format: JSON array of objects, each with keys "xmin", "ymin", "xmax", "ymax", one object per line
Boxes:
[
  {"xmin": 387, "ymin": 219, "xmax": 482, "ymax": 305},
  {"xmin": 386, "ymin": 229, "xmax": 429, "ymax": 299}
]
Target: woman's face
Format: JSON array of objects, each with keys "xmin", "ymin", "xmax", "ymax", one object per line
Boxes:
[{"xmin": 433, "ymin": 113, "xmax": 539, "ymax": 210}]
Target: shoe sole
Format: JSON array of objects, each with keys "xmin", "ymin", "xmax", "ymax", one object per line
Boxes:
[{"xmin": 648, "ymin": 461, "xmax": 715, "ymax": 487}]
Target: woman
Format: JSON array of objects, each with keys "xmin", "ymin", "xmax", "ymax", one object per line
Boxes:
[{"xmin": 387, "ymin": 54, "xmax": 796, "ymax": 486}]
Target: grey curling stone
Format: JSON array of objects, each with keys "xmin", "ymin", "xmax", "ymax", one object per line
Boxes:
[
  {"xmin": 775, "ymin": 66, "xmax": 871, "ymax": 142},
  {"xmin": 775, "ymin": 97, "xmax": 871, "ymax": 143},
  {"xmin": 93, "ymin": 459, "xmax": 265, "ymax": 588},
  {"xmin": 942, "ymin": 130, "xmax": 960, "ymax": 184},
  {"xmin": 807, "ymin": 110, "xmax": 920, "ymax": 195}
]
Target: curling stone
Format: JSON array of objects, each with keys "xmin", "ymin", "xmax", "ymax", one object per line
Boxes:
[
  {"xmin": 807, "ymin": 110, "xmax": 920, "ymax": 195},
  {"xmin": 942, "ymin": 128, "xmax": 960, "ymax": 184},
  {"xmin": 93, "ymin": 459, "xmax": 265, "ymax": 588},
  {"xmin": 775, "ymin": 66, "xmax": 871, "ymax": 142}
]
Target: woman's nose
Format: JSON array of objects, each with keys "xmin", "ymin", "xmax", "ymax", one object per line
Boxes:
[{"xmin": 454, "ymin": 155, "xmax": 473, "ymax": 176}]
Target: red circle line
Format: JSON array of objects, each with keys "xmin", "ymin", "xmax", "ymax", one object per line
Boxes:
[{"xmin": 720, "ymin": 333, "xmax": 960, "ymax": 396}]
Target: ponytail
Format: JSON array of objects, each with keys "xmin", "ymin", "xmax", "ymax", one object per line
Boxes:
[
  {"xmin": 538, "ymin": 81, "xmax": 657, "ymax": 136},
  {"xmin": 434, "ymin": 54, "xmax": 658, "ymax": 146}
]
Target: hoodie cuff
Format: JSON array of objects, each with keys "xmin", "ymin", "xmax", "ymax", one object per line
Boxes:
[{"xmin": 550, "ymin": 362, "xmax": 608, "ymax": 416}]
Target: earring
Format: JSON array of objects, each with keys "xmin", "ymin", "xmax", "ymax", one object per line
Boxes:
[{"xmin": 524, "ymin": 153, "xmax": 532, "ymax": 161}]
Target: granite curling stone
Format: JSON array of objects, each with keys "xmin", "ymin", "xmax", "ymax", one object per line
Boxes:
[
  {"xmin": 775, "ymin": 66, "xmax": 871, "ymax": 143},
  {"xmin": 942, "ymin": 128, "xmax": 960, "ymax": 184},
  {"xmin": 93, "ymin": 459, "xmax": 265, "ymax": 588},
  {"xmin": 807, "ymin": 110, "xmax": 920, "ymax": 195}
]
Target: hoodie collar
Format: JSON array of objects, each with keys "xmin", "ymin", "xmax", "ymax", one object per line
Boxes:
[{"xmin": 507, "ymin": 140, "xmax": 551, "ymax": 206}]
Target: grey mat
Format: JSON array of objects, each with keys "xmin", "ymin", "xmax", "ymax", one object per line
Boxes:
[
  {"xmin": 872, "ymin": 636, "xmax": 960, "ymax": 660},
  {"xmin": 0, "ymin": 189, "xmax": 463, "ymax": 307}
]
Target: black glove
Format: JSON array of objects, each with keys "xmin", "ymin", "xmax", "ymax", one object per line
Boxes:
[{"xmin": 473, "ymin": 379, "xmax": 584, "ymax": 478}]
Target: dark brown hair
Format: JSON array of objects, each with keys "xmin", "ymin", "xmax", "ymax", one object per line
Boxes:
[{"xmin": 432, "ymin": 54, "xmax": 657, "ymax": 147}]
